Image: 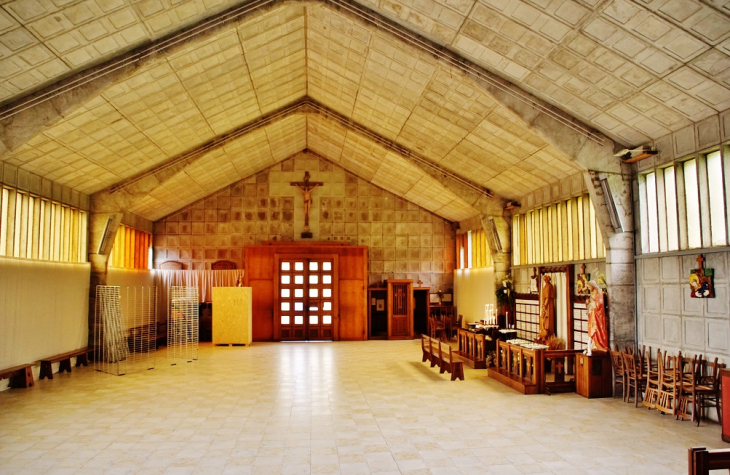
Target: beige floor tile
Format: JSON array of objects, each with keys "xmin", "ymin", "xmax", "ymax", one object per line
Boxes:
[{"xmin": 0, "ymin": 341, "xmax": 727, "ymax": 475}]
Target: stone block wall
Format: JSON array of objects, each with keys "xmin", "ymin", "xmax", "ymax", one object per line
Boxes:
[
  {"xmin": 637, "ymin": 253, "xmax": 730, "ymax": 361},
  {"xmin": 153, "ymin": 153, "xmax": 455, "ymax": 290},
  {"xmin": 633, "ymin": 114, "xmax": 730, "ymax": 361}
]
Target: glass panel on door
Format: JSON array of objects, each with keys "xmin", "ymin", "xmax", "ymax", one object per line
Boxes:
[{"xmin": 276, "ymin": 257, "xmax": 335, "ymax": 341}]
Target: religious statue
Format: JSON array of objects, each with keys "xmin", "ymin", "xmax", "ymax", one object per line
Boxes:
[
  {"xmin": 290, "ymin": 171, "xmax": 323, "ymax": 238},
  {"xmin": 587, "ymin": 280, "xmax": 608, "ymax": 351},
  {"xmin": 538, "ymin": 275, "xmax": 555, "ymax": 341}
]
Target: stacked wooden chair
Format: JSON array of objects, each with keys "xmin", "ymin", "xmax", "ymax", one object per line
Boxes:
[
  {"xmin": 677, "ymin": 355, "xmax": 724, "ymax": 426},
  {"xmin": 637, "ymin": 348, "xmax": 725, "ymax": 427},
  {"xmin": 642, "ymin": 347, "xmax": 661, "ymax": 409},
  {"xmin": 655, "ymin": 351, "xmax": 682, "ymax": 416},
  {"xmin": 609, "ymin": 349, "xmax": 625, "ymax": 399},
  {"xmin": 622, "ymin": 347, "xmax": 647, "ymax": 406}
]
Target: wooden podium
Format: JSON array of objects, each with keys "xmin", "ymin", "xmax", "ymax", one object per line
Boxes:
[
  {"xmin": 576, "ymin": 352, "xmax": 612, "ymax": 398},
  {"xmin": 212, "ymin": 287, "xmax": 252, "ymax": 346}
]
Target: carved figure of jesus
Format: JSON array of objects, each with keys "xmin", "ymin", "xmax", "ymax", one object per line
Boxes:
[
  {"xmin": 290, "ymin": 171, "xmax": 323, "ymax": 229},
  {"xmin": 538, "ymin": 275, "xmax": 555, "ymax": 341}
]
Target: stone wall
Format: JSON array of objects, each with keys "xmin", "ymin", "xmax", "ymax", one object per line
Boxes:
[
  {"xmin": 637, "ymin": 253, "xmax": 729, "ymax": 361},
  {"xmin": 633, "ymin": 115, "xmax": 729, "ymax": 361},
  {"xmin": 153, "ymin": 153, "xmax": 455, "ymax": 290}
]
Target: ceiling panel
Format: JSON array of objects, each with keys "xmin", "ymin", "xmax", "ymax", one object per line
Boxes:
[{"xmin": 1, "ymin": 0, "xmax": 727, "ymax": 223}]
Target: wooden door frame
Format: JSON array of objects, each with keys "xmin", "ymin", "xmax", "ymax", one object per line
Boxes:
[{"xmin": 273, "ymin": 253, "xmax": 339, "ymax": 341}]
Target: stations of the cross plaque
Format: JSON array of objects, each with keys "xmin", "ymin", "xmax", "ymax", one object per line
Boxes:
[{"xmin": 290, "ymin": 171, "xmax": 323, "ymax": 239}]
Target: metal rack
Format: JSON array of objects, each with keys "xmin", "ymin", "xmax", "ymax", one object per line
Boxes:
[
  {"xmin": 168, "ymin": 286, "xmax": 199, "ymax": 364},
  {"xmin": 94, "ymin": 286, "xmax": 157, "ymax": 376}
]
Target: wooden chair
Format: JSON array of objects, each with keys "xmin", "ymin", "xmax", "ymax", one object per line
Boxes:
[
  {"xmin": 643, "ymin": 347, "xmax": 661, "ymax": 409},
  {"xmin": 656, "ymin": 352, "xmax": 682, "ymax": 416},
  {"xmin": 688, "ymin": 447, "xmax": 730, "ymax": 475},
  {"xmin": 429, "ymin": 316, "xmax": 446, "ymax": 342},
  {"xmin": 445, "ymin": 315, "xmax": 461, "ymax": 340},
  {"xmin": 623, "ymin": 349, "xmax": 646, "ymax": 406},
  {"xmin": 211, "ymin": 260, "xmax": 236, "ymax": 270},
  {"xmin": 692, "ymin": 357, "xmax": 724, "ymax": 426},
  {"xmin": 677, "ymin": 354, "xmax": 702, "ymax": 423},
  {"xmin": 159, "ymin": 261, "xmax": 184, "ymax": 270},
  {"xmin": 609, "ymin": 350, "xmax": 625, "ymax": 399}
]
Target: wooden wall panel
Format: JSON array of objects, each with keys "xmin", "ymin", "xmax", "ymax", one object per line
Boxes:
[
  {"xmin": 244, "ymin": 247, "xmax": 274, "ymax": 280},
  {"xmin": 244, "ymin": 243, "xmax": 367, "ymax": 341},
  {"xmin": 339, "ymin": 248, "xmax": 368, "ymax": 280},
  {"xmin": 249, "ymin": 279, "xmax": 274, "ymax": 341},
  {"xmin": 339, "ymin": 280, "xmax": 366, "ymax": 340}
]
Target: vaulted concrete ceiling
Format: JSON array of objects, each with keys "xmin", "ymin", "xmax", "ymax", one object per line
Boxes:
[{"xmin": 0, "ymin": 0, "xmax": 727, "ymax": 222}]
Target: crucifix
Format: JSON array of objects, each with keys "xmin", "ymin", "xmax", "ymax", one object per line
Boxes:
[
  {"xmin": 290, "ymin": 171, "xmax": 323, "ymax": 239},
  {"xmin": 554, "ymin": 359, "xmax": 565, "ymax": 382}
]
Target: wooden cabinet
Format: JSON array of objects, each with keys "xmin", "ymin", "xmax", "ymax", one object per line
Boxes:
[
  {"xmin": 576, "ymin": 352, "xmax": 612, "ymax": 398},
  {"xmin": 387, "ymin": 280, "xmax": 412, "ymax": 340}
]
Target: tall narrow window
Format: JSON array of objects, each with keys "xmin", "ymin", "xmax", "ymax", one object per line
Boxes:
[
  {"xmin": 512, "ymin": 215, "xmax": 520, "ymax": 266},
  {"xmin": 109, "ymin": 224, "xmax": 152, "ymax": 269},
  {"xmin": 0, "ymin": 188, "xmax": 8, "ymax": 256},
  {"xmin": 663, "ymin": 167, "xmax": 679, "ymax": 251},
  {"xmin": 684, "ymin": 159, "xmax": 702, "ymax": 249},
  {"xmin": 645, "ymin": 172, "xmax": 659, "ymax": 253},
  {"xmin": 466, "ymin": 230, "xmax": 472, "ymax": 269},
  {"xmin": 526, "ymin": 211, "xmax": 533, "ymax": 264},
  {"xmin": 510, "ymin": 194, "xmax": 605, "ymax": 266},
  {"xmin": 706, "ymin": 151, "xmax": 726, "ymax": 247},
  {"xmin": 0, "ymin": 185, "xmax": 87, "ymax": 263}
]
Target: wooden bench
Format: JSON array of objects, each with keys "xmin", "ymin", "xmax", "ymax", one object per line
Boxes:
[
  {"xmin": 420, "ymin": 335, "xmax": 464, "ymax": 381},
  {"xmin": 422, "ymin": 335, "xmax": 442, "ymax": 368},
  {"xmin": 421, "ymin": 334, "xmax": 432, "ymax": 364},
  {"xmin": 39, "ymin": 348, "xmax": 92, "ymax": 380},
  {"xmin": 0, "ymin": 363, "xmax": 34, "ymax": 388},
  {"xmin": 439, "ymin": 343, "xmax": 465, "ymax": 381},
  {"xmin": 689, "ymin": 447, "xmax": 730, "ymax": 474}
]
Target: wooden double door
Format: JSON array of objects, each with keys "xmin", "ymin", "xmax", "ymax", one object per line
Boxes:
[{"xmin": 275, "ymin": 255, "xmax": 337, "ymax": 341}]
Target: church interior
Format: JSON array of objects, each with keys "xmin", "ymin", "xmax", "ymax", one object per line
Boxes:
[{"xmin": 1, "ymin": 0, "xmax": 730, "ymax": 473}]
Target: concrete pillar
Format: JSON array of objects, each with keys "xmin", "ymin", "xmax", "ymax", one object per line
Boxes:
[
  {"xmin": 481, "ymin": 215, "xmax": 512, "ymax": 282},
  {"xmin": 86, "ymin": 198, "xmax": 123, "ymax": 346},
  {"xmin": 584, "ymin": 164, "xmax": 636, "ymax": 350}
]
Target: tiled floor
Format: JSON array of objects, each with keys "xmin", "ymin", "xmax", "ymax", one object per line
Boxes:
[{"xmin": 0, "ymin": 340, "xmax": 727, "ymax": 474}]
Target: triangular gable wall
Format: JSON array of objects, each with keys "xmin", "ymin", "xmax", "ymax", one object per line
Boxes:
[{"xmin": 153, "ymin": 152, "xmax": 457, "ymax": 289}]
